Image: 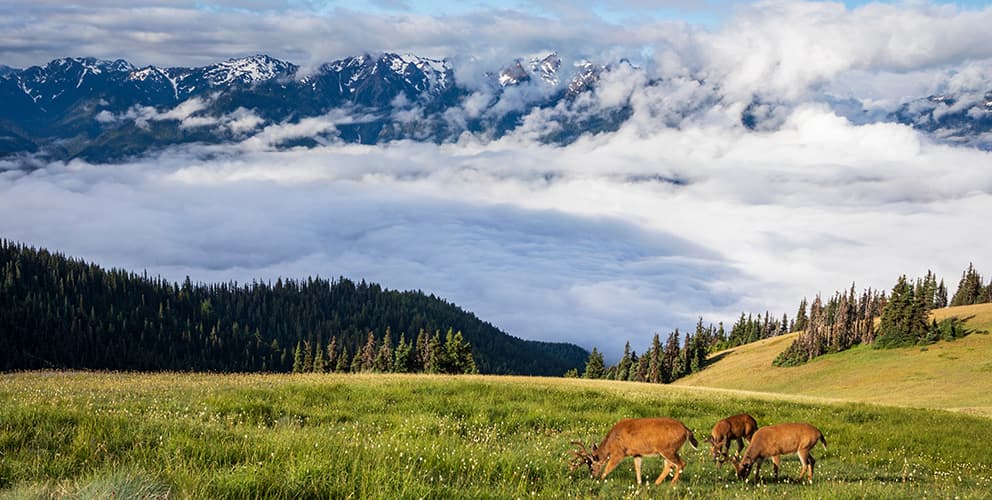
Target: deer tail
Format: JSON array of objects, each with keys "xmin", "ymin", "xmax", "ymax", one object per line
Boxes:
[
  {"xmin": 819, "ymin": 434, "xmax": 827, "ymax": 450},
  {"xmin": 687, "ymin": 428, "xmax": 699, "ymax": 449}
]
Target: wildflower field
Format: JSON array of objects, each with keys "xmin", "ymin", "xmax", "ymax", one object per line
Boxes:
[{"xmin": 1, "ymin": 372, "xmax": 991, "ymax": 499}]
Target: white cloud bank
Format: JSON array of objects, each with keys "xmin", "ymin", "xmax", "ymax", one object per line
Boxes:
[
  {"xmin": 3, "ymin": 100, "xmax": 991, "ymax": 360},
  {"xmin": 2, "ymin": 1, "xmax": 992, "ymax": 361}
]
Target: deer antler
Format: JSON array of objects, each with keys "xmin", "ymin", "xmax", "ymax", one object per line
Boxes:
[{"xmin": 569, "ymin": 440, "xmax": 593, "ymax": 472}]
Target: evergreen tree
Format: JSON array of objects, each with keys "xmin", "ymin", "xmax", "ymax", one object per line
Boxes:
[
  {"xmin": 302, "ymin": 340, "xmax": 314, "ymax": 373},
  {"xmin": 374, "ymin": 328, "xmax": 394, "ymax": 372},
  {"xmin": 425, "ymin": 332, "xmax": 442, "ymax": 374},
  {"xmin": 292, "ymin": 341, "xmax": 304, "ymax": 374},
  {"xmin": 935, "ymin": 280, "xmax": 948, "ymax": 308},
  {"xmin": 951, "ymin": 263, "xmax": 984, "ymax": 306},
  {"xmin": 414, "ymin": 328, "xmax": 430, "ymax": 372},
  {"xmin": 313, "ymin": 341, "xmax": 325, "ymax": 373},
  {"xmin": 326, "ymin": 336, "xmax": 338, "ymax": 370},
  {"xmin": 626, "ymin": 351, "xmax": 640, "ymax": 381},
  {"xmin": 686, "ymin": 331, "xmax": 706, "ymax": 374},
  {"xmin": 616, "ymin": 341, "xmax": 632, "ymax": 381},
  {"xmin": 335, "ymin": 346, "xmax": 351, "ymax": 373},
  {"xmin": 360, "ymin": 331, "xmax": 377, "ymax": 372},
  {"xmin": 916, "ymin": 271, "xmax": 938, "ymax": 310},
  {"xmin": 661, "ymin": 330, "xmax": 680, "ymax": 383},
  {"xmin": 794, "ymin": 298, "xmax": 808, "ymax": 332},
  {"xmin": 876, "ymin": 275, "xmax": 930, "ymax": 348},
  {"xmin": 350, "ymin": 346, "xmax": 363, "ymax": 372},
  {"xmin": 393, "ymin": 333, "xmax": 414, "ymax": 373},
  {"xmin": 648, "ymin": 334, "xmax": 662, "ymax": 383},
  {"xmin": 445, "ymin": 330, "xmax": 477, "ymax": 374},
  {"xmin": 583, "ymin": 348, "xmax": 605, "ymax": 379}
]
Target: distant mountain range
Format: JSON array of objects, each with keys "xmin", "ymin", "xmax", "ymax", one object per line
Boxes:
[{"xmin": 0, "ymin": 53, "xmax": 989, "ymax": 162}]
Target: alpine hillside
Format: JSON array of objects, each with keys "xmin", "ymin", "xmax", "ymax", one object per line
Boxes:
[{"xmin": 674, "ymin": 302, "xmax": 992, "ymax": 417}]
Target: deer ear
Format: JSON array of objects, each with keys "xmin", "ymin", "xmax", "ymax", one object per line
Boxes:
[{"xmin": 591, "ymin": 444, "xmax": 598, "ymax": 451}]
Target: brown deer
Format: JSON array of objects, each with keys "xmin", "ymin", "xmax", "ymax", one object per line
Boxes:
[
  {"xmin": 570, "ymin": 417, "xmax": 698, "ymax": 485},
  {"xmin": 705, "ymin": 413, "xmax": 758, "ymax": 466},
  {"xmin": 732, "ymin": 422, "xmax": 827, "ymax": 484}
]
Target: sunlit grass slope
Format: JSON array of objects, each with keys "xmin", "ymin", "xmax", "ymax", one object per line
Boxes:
[
  {"xmin": 675, "ymin": 303, "xmax": 992, "ymax": 417},
  {"xmin": 3, "ymin": 372, "xmax": 992, "ymax": 499}
]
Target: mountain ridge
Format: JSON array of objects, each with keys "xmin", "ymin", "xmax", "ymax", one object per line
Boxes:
[{"xmin": 1, "ymin": 53, "xmax": 990, "ymax": 162}]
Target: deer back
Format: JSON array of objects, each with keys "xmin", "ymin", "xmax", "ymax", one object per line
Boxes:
[
  {"xmin": 599, "ymin": 417, "xmax": 693, "ymax": 457},
  {"xmin": 709, "ymin": 413, "xmax": 757, "ymax": 445},
  {"xmin": 744, "ymin": 422, "xmax": 823, "ymax": 459}
]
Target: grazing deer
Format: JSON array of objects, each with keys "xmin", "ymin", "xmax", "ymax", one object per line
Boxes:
[
  {"xmin": 570, "ymin": 417, "xmax": 698, "ymax": 485},
  {"xmin": 732, "ymin": 422, "xmax": 827, "ymax": 483},
  {"xmin": 705, "ymin": 413, "xmax": 758, "ymax": 466}
]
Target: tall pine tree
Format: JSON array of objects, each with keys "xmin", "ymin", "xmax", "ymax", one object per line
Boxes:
[{"xmin": 583, "ymin": 348, "xmax": 605, "ymax": 379}]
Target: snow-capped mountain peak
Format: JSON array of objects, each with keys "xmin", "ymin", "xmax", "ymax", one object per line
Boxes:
[
  {"xmin": 200, "ymin": 55, "xmax": 297, "ymax": 86},
  {"xmin": 310, "ymin": 52, "xmax": 451, "ymax": 96},
  {"xmin": 531, "ymin": 53, "xmax": 561, "ymax": 85},
  {"xmin": 498, "ymin": 60, "xmax": 530, "ymax": 87},
  {"xmin": 497, "ymin": 53, "xmax": 562, "ymax": 87}
]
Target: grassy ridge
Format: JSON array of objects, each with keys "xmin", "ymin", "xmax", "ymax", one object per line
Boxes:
[
  {"xmin": 675, "ymin": 303, "xmax": 992, "ymax": 417},
  {"xmin": 2, "ymin": 373, "xmax": 992, "ymax": 498}
]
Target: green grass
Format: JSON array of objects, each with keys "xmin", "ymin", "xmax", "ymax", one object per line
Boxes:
[
  {"xmin": 2, "ymin": 373, "xmax": 992, "ymax": 498},
  {"xmin": 676, "ymin": 303, "xmax": 992, "ymax": 418}
]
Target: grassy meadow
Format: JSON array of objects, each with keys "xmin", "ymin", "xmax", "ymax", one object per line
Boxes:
[
  {"xmin": 676, "ymin": 303, "xmax": 992, "ymax": 417},
  {"xmin": 2, "ymin": 372, "xmax": 992, "ymax": 499}
]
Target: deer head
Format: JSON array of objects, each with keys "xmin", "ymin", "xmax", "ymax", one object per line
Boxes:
[
  {"xmin": 704, "ymin": 435, "xmax": 729, "ymax": 463},
  {"xmin": 569, "ymin": 440, "xmax": 600, "ymax": 477},
  {"xmin": 732, "ymin": 455, "xmax": 754, "ymax": 480}
]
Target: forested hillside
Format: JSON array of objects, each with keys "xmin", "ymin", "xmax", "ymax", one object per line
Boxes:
[{"xmin": 0, "ymin": 240, "xmax": 587, "ymax": 375}]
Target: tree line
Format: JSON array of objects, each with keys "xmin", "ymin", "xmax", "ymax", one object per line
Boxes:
[
  {"xmin": 289, "ymin": 327, "xmax": 477, "ymax": 374},
  {"xmin": 574, "ymin": 318, "xmax": 722, "ymax": 383},
  {"xmin": 580, "ymin": 262, "xmax": 992, "ymax": 379},
  {"xmin": 576, "ymin": 307, "xmax": 800, "ymax": 383},
  {"xmin": 0, "ymin": 240, "xmax": 586, "ymax": 374}
]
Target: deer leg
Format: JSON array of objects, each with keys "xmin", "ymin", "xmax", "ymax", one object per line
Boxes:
[
  {"xmin": 654, "ymin": 455, "xmax": 679, "ymax": 484},
  {"xmin": 655, "ymin": 458, "xmax": 673, "ymax": 485},
  {"xmin": 716, "ymin": 448, "xmax": 727, "ymax": 468},
  {"xmin": 806, "ymin": 453, "xmax": 816, "ymax": 483},
  {"xmin": 718, "ymin": 446, "xmax": 731, "ymax": 468},
  {"xmin": 600, "ymin": 455, "xmax": 625, "ymax": 481},
  {"xmin": 634, "ymin": 456, "xmax": 643, "ymax": 485},
  {"xmin": 771, "ymin": 455, "xmax": 781, "ymax": 481},
  {"xmin": 668, "ymin": 453, "xmax": 686, "ymax": 485}
]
